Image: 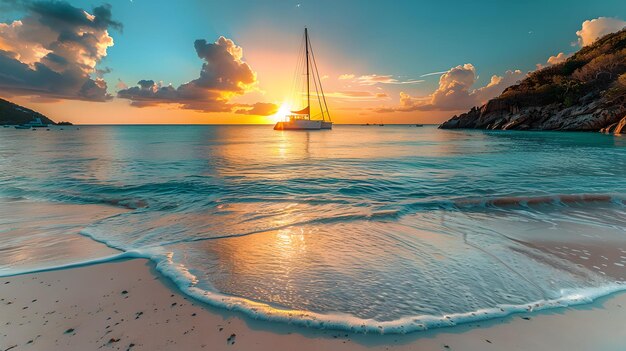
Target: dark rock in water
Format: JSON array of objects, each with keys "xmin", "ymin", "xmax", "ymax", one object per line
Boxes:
[
  {"xmin": 106, "ymin": 198, "xmax": 148, "ymax": 210},
  {"xmin": 600, "ymin": 115, "xmax": 626, "ymax": 134},
  {"xmin": 440, "ymin": 29, "xmax": 626, "ymax": 133}
]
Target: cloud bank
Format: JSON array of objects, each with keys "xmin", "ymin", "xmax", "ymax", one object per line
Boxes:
[
  {"xmin": 377, "ymin": 64, "xmax": 524, "ymax": 112},
  {"xmin": 0, "ymin": 0, "xmax": 121, "ymax": 101},
  {"xmin": 118, "ymin": 36, "xmax": 276, "ymax": 115}
]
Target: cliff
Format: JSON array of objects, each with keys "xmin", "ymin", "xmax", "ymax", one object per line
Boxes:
[
  {"xmin": 440, "ymin": 29, "xmax": 626, "ymax": 133},
  {"xmin": 0, "ymin": 98, "xmax": 56, "ymax": 125}
]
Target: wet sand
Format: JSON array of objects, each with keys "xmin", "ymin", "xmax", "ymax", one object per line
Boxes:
[
  {"xmin": 0, "ymin": 200, "xmax": 124, "ymax": 275},
  {"xmin": 2, "ymin": 258, "xmax": 626, "ymax": 351}
]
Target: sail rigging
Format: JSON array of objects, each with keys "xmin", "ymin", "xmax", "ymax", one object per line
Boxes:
[
  {"xmin": 274, "ymin": 28, "xmax": 332, "ymax": 130},
  {"xmin": 288, "ymin": 28, "xmax": 331, "ymax": 121}
]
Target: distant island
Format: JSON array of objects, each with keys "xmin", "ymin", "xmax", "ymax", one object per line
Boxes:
[
  {"xmin": 0, "ymin": 98, "xmax": 59, "ymax": 125},
  {"xmin": 440, "ymin": 29, "xmax": 626, "ymax": 133}
]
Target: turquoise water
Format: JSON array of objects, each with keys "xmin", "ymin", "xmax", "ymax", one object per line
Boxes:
[{"xmin": 1, "ymin": 125, "xmax": 626, "ymax": 333}]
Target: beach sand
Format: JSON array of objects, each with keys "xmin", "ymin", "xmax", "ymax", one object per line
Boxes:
[{"xmin": 2, "ymin": 258, "xmax": 626, "ymax": 351}]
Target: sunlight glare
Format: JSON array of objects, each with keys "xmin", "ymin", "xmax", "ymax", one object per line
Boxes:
[{"xmin": 270, "ymin": 103, "xmax": 291, "ymax": 123}]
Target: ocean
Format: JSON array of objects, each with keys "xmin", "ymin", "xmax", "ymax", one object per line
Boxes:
[{"xmin": 1, "ymin": 125, "xmax": 625, "ymax": 333}]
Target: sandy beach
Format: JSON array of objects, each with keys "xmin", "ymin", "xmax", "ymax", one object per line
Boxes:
[{"xmin": 2, "ymin": 258, "xmax": 626, "ymax": 351}]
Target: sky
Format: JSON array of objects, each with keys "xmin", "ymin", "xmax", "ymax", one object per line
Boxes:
[{"xmin": 0, "ymin": 0, "xmax": 625, "ymax": 124}]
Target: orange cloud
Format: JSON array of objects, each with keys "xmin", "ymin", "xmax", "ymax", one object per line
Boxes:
[
  {"xmin": 117, "ymin": 36, "xmax": 273, "ymax": 113},
  {"xmin": 234, "ymin": 102, "xmax": 279, "ymax": 116}
]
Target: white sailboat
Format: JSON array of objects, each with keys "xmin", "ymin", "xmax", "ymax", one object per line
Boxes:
[{"xmin": 274, "ymin": 28, "xmax": 332, "ymax": 131}]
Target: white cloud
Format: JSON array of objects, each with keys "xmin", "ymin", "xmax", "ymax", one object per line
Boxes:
[
  {"xmin": 339, "ymin": 73, "xmax": 423, "ymax": 85},
  {"xmin": 576, "ymin": 17, "xmax": 626, "ymax": 46},
  {"xmin": 473, "ymin": 70, "xmax": 525, "ymax": 103},
  {"xmin": 419, "ymin": 70, "xmax": 448, "ymax": 77},
  {"xmin": 355, "ymin": 74, "xmax": 423, "ymax": 85}
]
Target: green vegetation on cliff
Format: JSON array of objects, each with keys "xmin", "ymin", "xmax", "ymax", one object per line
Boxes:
[
  {"xmin": 440, "ymin": 29, "xmax": 626, "ymax": 131},
  {"xmin": 501, "ymin": 29, "xmax": 626, "ymax": 108}
]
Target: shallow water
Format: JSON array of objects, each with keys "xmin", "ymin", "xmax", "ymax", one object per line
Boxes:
[{"xmin": 1, "ymin": 125, "xmax": 625, "ymax": 332}]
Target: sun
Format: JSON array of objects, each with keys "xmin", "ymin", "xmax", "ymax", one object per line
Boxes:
[{"xmin": 269, "ymin": 103, "xmax": 291, "ymax": 123}]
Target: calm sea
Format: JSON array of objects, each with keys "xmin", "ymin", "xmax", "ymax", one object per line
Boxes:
[{"xmin": 1, "ymin": 125, "xmax": 625, "ymax": 333}]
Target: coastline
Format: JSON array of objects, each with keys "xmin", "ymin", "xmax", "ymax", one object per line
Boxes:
[{"xmin": 2, "ymin": 258, "xmax": 626, "ymax": 351}]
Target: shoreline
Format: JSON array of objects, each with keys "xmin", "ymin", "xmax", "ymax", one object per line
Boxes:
[{"xmin": 2, "ymin": 258, "xmax": 626, "ymax": 350}]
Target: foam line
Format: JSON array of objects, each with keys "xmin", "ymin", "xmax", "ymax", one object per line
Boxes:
[
  {"xmin": 0, "ymin": 250, "xmax": 147, "ymax": 278},
  {"xmin": 149, "ymin": 250, "xmax": 626, "ymax": 334},
  {"xmin": 3, "ymin": 244, "xmax": 626, "ymax": 334}
]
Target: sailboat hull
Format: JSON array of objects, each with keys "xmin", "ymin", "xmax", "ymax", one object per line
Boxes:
[
  {"xmin": 320, "ymin": 121, "xmax": 333, "ymax": 129},
  {"xmin": 274, "ymin": 119, "xmax": 331, "ymax": 130}
]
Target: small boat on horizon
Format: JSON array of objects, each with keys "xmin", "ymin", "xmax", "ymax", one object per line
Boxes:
[
  {"xmin": 15, "ymin": 117, "xmax": 48, "ymax": 129},
  {"xmin": 274, "ymin": 28, "xmax": 332, "ymax": 131}
]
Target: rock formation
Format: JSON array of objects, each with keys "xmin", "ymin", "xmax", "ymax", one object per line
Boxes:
[{"xmin": 440, "ymin": 29, "xmax": 626, "ymax": 134}]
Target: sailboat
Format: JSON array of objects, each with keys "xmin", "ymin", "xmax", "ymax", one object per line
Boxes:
[{"xmin": 274, "ymin": 28, "xmax": 332, "ymax": 131}]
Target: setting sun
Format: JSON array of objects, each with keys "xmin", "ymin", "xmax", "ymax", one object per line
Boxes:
[{"xmin": 270, "ymin": 103, "xmax": 291, "ymax": 123}]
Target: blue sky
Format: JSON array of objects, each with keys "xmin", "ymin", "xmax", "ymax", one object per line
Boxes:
[
  {"xmin": 93, "ymin": 0, "xmax": 626, "ymax": 90},
  {"xmin": 1, "ymin": 0, "xmax": 625, "ymax": 123}
]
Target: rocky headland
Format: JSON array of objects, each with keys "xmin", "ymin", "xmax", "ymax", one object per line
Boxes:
[
  {"xmin": 0, "ymin": 98, "xmax": 56, "ymax": 125},
  {"xmin": 440, "ymin": 29, "xmax": 626, "ymax": 134}
]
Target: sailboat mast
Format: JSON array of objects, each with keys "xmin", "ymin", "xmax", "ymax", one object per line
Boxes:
[{"xmin": 305, "ymin": 27, "xmax": 310, "ymax": 120}]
